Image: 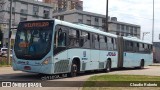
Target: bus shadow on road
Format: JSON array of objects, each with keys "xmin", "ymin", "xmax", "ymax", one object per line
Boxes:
[
  {"xmin": 0, "ymin": 73, "xmax": 42, "ymax": 81},
  {"xmin": 111, "ymin": 67, "xmax": 149, "ymax": 71},
  {"xmin": 0, "ymin": 67, "xmax": 149, "ymax": 81},
  {"xmin": 76, "ymin": 67, "xmax": 149, "ymax": 77}
]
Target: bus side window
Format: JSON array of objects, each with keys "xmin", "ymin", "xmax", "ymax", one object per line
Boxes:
[
  {"xmin": 133, "ymin": 42, "xmax": 137, "ymax": 52},
  {"xmin": 113, "ymin": 38, "xmax": 117, "ymax": 50},
  {"xmin": 58, "ymin": 29, "xmax": 66, "ymax": 47},
  {"xmin": 111, "ymin": 38, "xmax": 114, "ymax": 44},
  {"xmin": 93, "ymin": 34, "xmax": 99, "ymax": 49},
  {"xmin": 58, "ymin": 31, "xmax": 66, "ymax": 46},
  {"xmin": 125, "ymin": 41, "xmax": 128, "ymax": 51},
  {"xmin": 136, "ymin": 42, "xmax": 139, "ymax": 52},
  {"xmin": 80, "ymin": 31, "xmax": 90, "ymax": 48},
  {"xmin": 107, "ymin": 37, "xmax": 113, "ymax": 50},
  {"xmin": 53, "ymin": 25, "xmax": 67, "ymax": 56},
  {"xmin": 105, "ymin": 36, "xmax": 107, "ymax": 43},
  {"xmin": 68, "ymin": 28, "xmax": 79, "ymax": 47},
  {"xmin": 146, "ymin": 44, "xmax": 151, "ymax": 53},
  {"xmin": 139, "ymin": 43, "xmax": 144, "ymax": 52},
  {"xmin": 100, "ymin": 35, "xmax": 107, "ymax": 50},
  {"xmin": 126, "ymin": 41, "xmax": 132, "ymax": 52},
  {"xmin": 54, "ymin": 26, "xmax": 67, "ymax": 47}
]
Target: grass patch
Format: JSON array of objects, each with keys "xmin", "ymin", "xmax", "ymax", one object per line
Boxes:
[
  {"xmin": 0, "ymin": 57, "xmax": 11, "ymax": 67},
  {"xmin": 87, "ymin": 75, "xmax": 160, "ymax": 81},
  {"xmin": 83, "ymin": 75, "xmax": 160, "ymax": 90},
  {"xmin": 82, "ymin": 87, "xmax": 160, "ymax": 90}
]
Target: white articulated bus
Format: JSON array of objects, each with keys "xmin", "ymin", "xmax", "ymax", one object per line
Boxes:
[{"xmin": 12, "ymin": 19, "xmax": 153, "ymax": 77}]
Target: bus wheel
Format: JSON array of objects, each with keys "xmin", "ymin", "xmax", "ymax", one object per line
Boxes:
[
  {"xmin": 105, "ymin": 60, "xmax": 111, "ymax": 72},
  {"xmin": 140, "ymin": 60, "xmax": 145, "ymax": 69},
  {"xmin": 69, "ymin": 63, "xmax": 78, "ymax": 77}
]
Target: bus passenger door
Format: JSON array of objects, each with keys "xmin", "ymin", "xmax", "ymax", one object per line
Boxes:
[
  {"xmin": 90, "ymin": 34, "xmax": 100, "ymax": 70},
  {"xmin": 53, "ymin": 26, "xmax": 69, "ymax": 73}
]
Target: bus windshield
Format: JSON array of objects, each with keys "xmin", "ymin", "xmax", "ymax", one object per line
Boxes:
[{"xmin": 14, "ymin": 21, "xmax": 54, "ymax": 60}]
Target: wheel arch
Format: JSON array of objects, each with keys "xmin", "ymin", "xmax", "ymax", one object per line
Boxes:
[{"xmin": 71, "ymin": 57, "xmax": 81, "ymax": 73}]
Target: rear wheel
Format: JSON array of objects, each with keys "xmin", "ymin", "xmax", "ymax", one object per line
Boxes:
[
  {"xmin": 105, "ymin": 60, "xmax": 111, "ymax": 72},
  {"xmin": 140, "ymin": 60, "xmax": 144, "ymax": 69},
  {"xmin": 69, "ymin": 63, "xmax": 78, "ymax": 77}
]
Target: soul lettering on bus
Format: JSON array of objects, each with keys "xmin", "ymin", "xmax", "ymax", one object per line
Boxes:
[{"xmin": 107, "ymin": 52, "xmax": 116, "ymax": 56}]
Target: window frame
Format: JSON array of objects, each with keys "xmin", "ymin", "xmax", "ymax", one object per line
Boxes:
[{"xmin": 91, "ymin": 33, "xmax": 100, "ymax": 50}]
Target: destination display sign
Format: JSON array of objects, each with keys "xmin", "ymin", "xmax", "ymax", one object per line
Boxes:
[{"xmin": 24, "ymin": 22, "xmax": 50, "ymax": 28}]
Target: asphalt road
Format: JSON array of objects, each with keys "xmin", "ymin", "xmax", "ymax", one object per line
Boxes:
[{"xmin": 0, "ymin": 66, "xmax": 160, "ymax": 90}]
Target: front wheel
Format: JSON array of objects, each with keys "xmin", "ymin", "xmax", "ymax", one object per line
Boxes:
[{"xmin": 69, "ymin": 63, "xmax": 78, "ymax": 77}]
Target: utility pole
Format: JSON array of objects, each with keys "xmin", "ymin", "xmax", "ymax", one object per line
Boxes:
[
  {"xmin": 7, "ymin": 0, "xmax": 13, "ymax": 65},
  {"xmin": 152, "ymin": 0, "xmax": 154, "ymax": 43},
  {"xmin": 106, "ymin": 0, "xmax": 108, "ymax": 32}
]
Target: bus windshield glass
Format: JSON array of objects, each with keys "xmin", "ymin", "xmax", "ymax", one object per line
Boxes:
[{"xmin": 14, "ymin": 21, "xmax": 54, "ymax": 60}]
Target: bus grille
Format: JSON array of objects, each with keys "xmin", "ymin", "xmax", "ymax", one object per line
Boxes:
[
  {"xmin": 82, "ymin": 63, "xmax": 86, "ymax": 71},
  {"xmin": 99, "ymin": 62, "xmax": 104, "ymax": 69},
  {"xmin": 54, "ymin": 60, "xmax": 69, "ymax": 73}
]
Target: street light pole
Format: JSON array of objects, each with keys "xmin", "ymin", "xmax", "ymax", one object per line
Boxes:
[
  {"xmin": 152, "ymin": 0, "xmax": 154, "ymax": 43},
  {"xmin": 142, "ymin": 32, "xmax": 150, "ymax": 40},
  {"xmin": 7, "ymin": 0, "xmax": 13, "ymax": 65},
  {"xmin": 106, "ymin": 0, "xmax": 108, "ymax": 32}
]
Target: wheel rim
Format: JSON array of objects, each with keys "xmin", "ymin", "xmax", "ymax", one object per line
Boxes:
[
  {"xmin": 141, "ymin": 61, "xmax": 144, "ymax": 68},
  {"xmin": 106, "ymin": 61, "xmax": 110, "ymax": 71},
  {"xmin": 72, "ymin": 64, "xmax": 77, "ymax": 76}
]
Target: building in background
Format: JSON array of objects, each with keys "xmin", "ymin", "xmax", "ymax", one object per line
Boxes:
[
  {"xmin": 108, "ymin": 19, "xmax": 140, "ymax": 38},
  {"xmin": 43, "ymin": 0, "xmax": 83, "ymax": 13},
  {"xmin": 0, "ymin": 0, "xmax": 53, "ymax": 48},
  {"xmin": 153, "ymin": 42, "xmax": 160, "ymax": 63},
  {"xmin": 53, "ymin": 10, "xmax": 141, "ymax": 38},
  {"xmin": 43, "ymin": 0, "xmax": 58, "ymax": 13}
]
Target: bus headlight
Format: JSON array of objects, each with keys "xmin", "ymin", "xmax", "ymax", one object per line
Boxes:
[{"xmin": 42, "ymin": 57, "xmax": 51, "ymax": 65}]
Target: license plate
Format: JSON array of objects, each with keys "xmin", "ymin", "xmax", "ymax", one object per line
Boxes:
[{"xmin": 24, "ymin": 66, "xmax": 31, "ymax": 70}]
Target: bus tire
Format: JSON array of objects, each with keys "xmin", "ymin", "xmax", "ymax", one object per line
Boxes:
[
  {"xmin": 105, "ymin": 60, "xmax": 111, "ymax": 72},
  {"xmin": 140, "ymin": 60, "xmax": 145, "ymax": 69},
  {"xmin": 69, "ymin": 63, "xmax": 78, "ymax": 77}
]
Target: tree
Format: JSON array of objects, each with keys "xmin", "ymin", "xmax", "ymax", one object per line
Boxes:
[{"xmin": 0, "ymin": 28, "xmax": 3, "ymax": 47}]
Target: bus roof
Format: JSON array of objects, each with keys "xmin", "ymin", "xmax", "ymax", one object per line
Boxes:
[
  {"xmin": 123, "ymin": 36, "xmax": 152, "ymax": 44},
  {"xmin": 20, "ymin": 19, "xmax": 152, "ymax": 45},
  {"xmin": 19, "ymin": 19, "xmax": 117, "ymax": 38},
  {"xmin": 54, "ymin": 19, "xmax": 118, "ymax": 38}
]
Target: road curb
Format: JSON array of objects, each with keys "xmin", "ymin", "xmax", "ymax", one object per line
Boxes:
[
  {"xmin": 0, "ymin": 65, "xmax": 11, "ymax": 67},
  {"xmin": 149, "ymin": 64, "xmax": 160, "ymax": 66},
  {"xmin": 149, "ymin": 65, "xmax": 160, "ymax": 66}
]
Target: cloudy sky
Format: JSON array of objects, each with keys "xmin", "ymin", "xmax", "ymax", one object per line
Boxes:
[
  {"xmin": 39, "ymin": 0, "xmax": 159, "ymax": 42},
  {"xmin": 82, "ymin": 0, "xmax": 160, "ymax": 42}
]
